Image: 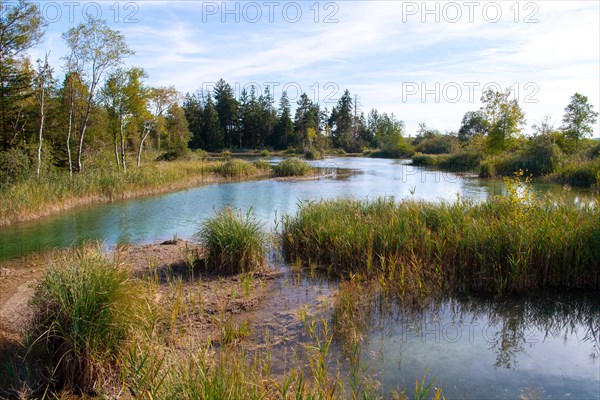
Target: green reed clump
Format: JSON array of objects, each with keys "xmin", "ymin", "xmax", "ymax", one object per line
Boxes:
[
  {"xmin": 551, "ymin": 159, "xmax": 600, "ymax": 187},
  {"xmin": 28, "ymin": 245, "xmax": 152, "ymax": 393},
  {"xmin": 252, "ymin": 159, "xmax": 272, "ymax": 171},
  {"xmin": 216, "ymin": 159, "xmax": 258, "ymax": 178},
  {"xmin": 198, "ymin": 208, "xmax": 267, "ymax": 274},
  {"xmin": 273, "ymin": 157, "xmax": 312, "ymax": 177},
  {"xmin": 282, "ymin": 191, "xmax": 600, "ymax": 293}
]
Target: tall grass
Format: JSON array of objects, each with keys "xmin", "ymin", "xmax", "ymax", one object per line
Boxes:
[
  {"xmin": 551, "ymin": 159, "xmax": 600, "ymax": 188},
  {"xmin": 281, "ymin": 187, "xmax": 600, "ymax": 293},
  {"xmin": 28, "ymin": 245, "xmax": 153, "ymax": 393},
  {"xmin": 0, "ymin": 158, "xmax": 271, "ymax": 226},
  {"xmin": 273, "ymin": 157, "xmax": 312, "ymax": 177},
  {"xmin": 198, "ymin": 208, "xmax": 268, "ymax": 274}
]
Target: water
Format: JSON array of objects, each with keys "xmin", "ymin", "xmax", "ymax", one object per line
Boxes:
[
  {"xmin": 0, "ymin": 157, "xmax": 590, "ymax": 261},
  {"xmin": 363, "ymin": 291, "xmax": 600, "ymax": 399}
]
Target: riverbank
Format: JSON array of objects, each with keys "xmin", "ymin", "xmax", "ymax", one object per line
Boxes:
[{"xmin": 0, "ymin": 159, "xmax": 274, "ymax": 227}]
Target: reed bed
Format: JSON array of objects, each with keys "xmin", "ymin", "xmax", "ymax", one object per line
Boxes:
[
  {"xmin": 281, "ymin": 189, "xmax": 600, "ymax": 293},
  {"xmin": 0, "ymin": 159, "xmax": 271, "ymax": 226}
]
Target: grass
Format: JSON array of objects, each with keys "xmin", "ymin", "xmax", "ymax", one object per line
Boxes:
[
  {"xmin": 551, "ymin": 159, "xmax": 600, "ymax": 188},
  {"xmin": 411, "ymin": 151, "xmax": 482, "ymax": 171},
  {"xmin": 0, "ymin": 157, "xmax": 271, "ymax": 226},
  {"xmin": 273, "ymin": 157, "xmax": 312, "ymax": 177},
  {"xmin": 27, "ymin": 245, "xmax": 153, "ymax": 394},
  {"xmin": 215, "ymin": 159, "xmax": 259, "ymax": 178},
  {"xmin": 198, "ymin": 207, "xmax": 268, "ymax": 274},
  {"xmin": 281, "ymin": 179, "xmax": 600, "ymax": 293}
]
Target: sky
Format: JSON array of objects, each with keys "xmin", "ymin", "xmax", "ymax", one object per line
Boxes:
[{"xmin": 28, "ymin": 0, "xmax": 600, "ymax": 137}]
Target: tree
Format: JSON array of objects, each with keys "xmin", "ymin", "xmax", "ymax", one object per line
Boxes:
[
  {"xmin": 101, "ymin": 67, "xmax": 147, "ymax": 170},
  {"xmin": 183, "ymin": 91, "xmax": 205, "ymax": 149},
  {"xmin": 294, "ymin": 93, "xmax": 320, "ymax": 150},
  {"xmin": 163, "ymin": 103, "xmax": 191, "ymax": 158},
  {"xmin": 561, "ymin": 93, "xmax": 598, "ymax": 148},
  {"xmin": 202, "ymin": 93, "xmax": 224, "ymax": 151},
  {"xmin": 269, "ymin": 91, "xmax": 293, "ymax": 149},
  {"xmin": 480, "ymin": 89, "xmax": 525, "ymax": 152},
  {"xmin": 62, "ymin": 16, "xmax": 133, "ymax": 172},
  {"xmin": 213, "ymin": 79, "xmax": 238, "ymax": 147},
  {"xmin": 137, "ymin": 86, "xmax": 178, "ymax": 167},
  {"xmin": 34, "ymin": 52, "xmax": 53, "ymax": 178},
  {"xmin": 458, "ymin": 110, "xmax": 488, "ymax": 142},
  {"xmin": 0, "ymin": 0, "xmax": 44, "ymax": 149},
  {"xmin": 329, "ymin": 89, "xmax": 353, "ymax": 150}
]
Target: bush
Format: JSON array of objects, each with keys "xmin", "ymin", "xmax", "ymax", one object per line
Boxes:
[
  {"xmin": 304, "ymin": 149, "xmax": 322, "ymax": 160},
  {"xmin": 410, "ymin": 153, "xmax": 439, "ymax": 166},
  {"xmin": 260, "ymin": 149, "xmax": 270, "ymax": 158},
  {"xmin": 216, "ymin": 159, "xmax": 256, "ymax": 177},
  {"xmin": 415, "ymin": 134, "xmax": 459, "ymax": 154},
  {"xmin": 29, "ymin": 246, "xmax": 151, "ymax": 393},
  {"xmin": 438, "ymin": 151, "xmax": 482, "ymax": 171},
  {"xmin": 273, "ymin": 157, "xmax": 311, "ymax": 177},
  {"xmin": 0, "ymin": 147, "xmax": 31, "ymax": 185},
  {"xmin": 551, "ymin": 160, "xmax": 600, "ymax": 187},
  {"xmin": 479, "ymin": 161, "xmax": 496, "ymax": 178},
  {"xmin": 198, "ymin": 208, "xmax": 267, "ymax": 274},
  {"xmin": 252, "ymin": 159, "xmax": 271, "ymax": 171}
]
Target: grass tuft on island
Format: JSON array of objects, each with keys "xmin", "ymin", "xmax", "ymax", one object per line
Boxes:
[
  {"xmin": 281, "ymin": 186, "xmax": 600, "ymax": 293},
  {"xmin": 273, "ymin": 157, "xmax": 312, "ymax": 177},
  {"xmin": 198, "ymin": 207, "xmax": 268, "ymax": 274}
]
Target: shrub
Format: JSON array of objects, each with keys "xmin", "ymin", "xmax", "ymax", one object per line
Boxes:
[
  {"xmin": 273, "ymin": 157, "xmax": 311, "ymax": 177},
  {"xmin": 29, "ymin": 246, "xmax": 151, "ymax": 393},
  {"xmin": 198, "ymin": 208, "xmax": 267, "ymax": 274},
  {"xmin": 415, "ymin": 134, "xmax": 459, "ymax": 154},
  {"xmin": 260, "ymin": 149, "xmax": 270, "ymax": 158},
  {"xmin": 216, "ymin": 159, "xmax": 256, "ymax": 177},
  {"xmin": 438, "ymin": 151, "xmax": 482, "ymax": 171},
  {"xmin": 305, "ymin": 149, "xmax": 322, "ymax": 160},
  {"xmin": 0, "ymin": 147, "xmax": 31, "ymax": 185},
  {"xmin": 551, "ymin": 160, "xmax": 600, "ymax": 187},
  {"xmin": 479, "ymin": 161, "xmax": 496, "ymax": 178},
  {"xmin": 252, "ymin": 159, "xmax": 271, "ymax": 171},
  {"xmin": 410, "ymin": 153, "xmax": 439, "ymax": 166}
]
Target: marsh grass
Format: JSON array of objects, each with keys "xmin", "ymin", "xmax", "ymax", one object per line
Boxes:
[
  {"xmin": 198, "ymin": 207, "xmax": 268, "ymax": 274},
  {"xmin": 27, "ymin": 245, "xmax": 154, "ymax": 394},
  {"xmin": 282, "ymin": 184, "xmax": 600, "ymax": 293},
  {"xmin": 273, "ymin": 157, "xmax": 312, "ymax": 177},
  {"xmin": 0, "ymin": 158, "xmax": 270, "ymax": 226},
  {"xmin": 215, "ymin": 159, "xmax": 259, "ymax": 178}
]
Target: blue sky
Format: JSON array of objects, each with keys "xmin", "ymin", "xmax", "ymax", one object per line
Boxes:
[{"xmin": 32, "ymin": 0, "xmax": 600, "ymax": 136}]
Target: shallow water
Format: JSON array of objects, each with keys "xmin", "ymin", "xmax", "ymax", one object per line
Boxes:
[
  {"xmin": 363, "ymin": 291, "xmax": 600, "ymax": 399},
  {"xmin": 0, "ymin": 157, "xmax": 592, "ymax": 261}
]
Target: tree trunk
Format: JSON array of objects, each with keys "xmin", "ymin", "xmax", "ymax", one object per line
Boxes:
[
  {"xmin": 137, "ymin": 123, "xmax": 151, "ymax": 167},
  {"xmin": 77, "ymin": 94, "xmax": 94, "ymax": 173},
  {"xmin": 120, "ymin": 114, "xmax": 126, "ymax": 171},
  {"xmin": 37, "ymin": 80, "xmax": 45, "ymax": 179},
  {"xmin": 67, "ymin": 99, "xmax": 74, "ymax": 177}
]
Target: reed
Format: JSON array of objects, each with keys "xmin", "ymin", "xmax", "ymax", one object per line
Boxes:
[
  {"xmin": 27, "ymin": 245, "xmax": 153, "ymax": 393},
  {"xmin": 281, "ymin": 187, "xmax": 600, "ymax": 293},
  {"xmin": 273, "ymin": 157, "xmax": 312, "ymax": 177},
  {"xmin": 198, "ymin": 207, "xmax": 268, "ymax": 274}
]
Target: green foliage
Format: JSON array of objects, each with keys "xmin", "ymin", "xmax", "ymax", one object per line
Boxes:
[
  {"xmin": 215, "ymin": 159, "xmax": 257, "ymax": 178},
  {"xmin": 0, "ymin": 147, "xmax": 32, "ymax": 184},
  {"xmin": 304, "ymin": 148, "xmax": 322, "ymax": 160},
  {"xmin": 282, "ymin": 196, "xmax": 600, "ymax": 293},
  {"xmin": 260, "ymin": 149, "xmax": 270, "ymax": 157},
  {"xmin": 252, "ymin": 159, "xmax": 271, "ymax": 171},
  {"xmin": 411, "ymin": 151, "xmax": 482, "ymax": 171},
  {"xmin": 273, "ymin": 157, "xmax": 311, "ymax": 177},
  {"xmin": 551, "ymin": 159, "xmax": 600, "ymax": 187},
  {"xmin": 29, "ymin": 246, "xmax": 152, "ymax": 393},
  {"xmin": 478, "ymin": 161, "xmax": 496, "ymax": 178},
  {"xmin": 480, "ymin": 89, "xmax": 526, "ymax": 152},
  {"xmin": 561, "ymin": 93, "xmax": 599, "ymax": 147},
  {"xmin": 198, "ymin": 207, "xmax": 267, "ymax": 274},
  {"xmin": 415, "ymin": 134, "xmax": 459, "ymax": 154}
]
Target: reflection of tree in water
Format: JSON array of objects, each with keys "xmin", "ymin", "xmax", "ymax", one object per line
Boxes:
[
  {"xmin": 446, "ymin": 291, "xmax": 599, "ymax": 370},
  {"xmin": 362, "ymin": 290, "xmax": 600, "ymax": 371}
]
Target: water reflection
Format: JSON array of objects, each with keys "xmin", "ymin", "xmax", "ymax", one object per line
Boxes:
[{"xmin": 363, "ymin": 290, "xmax": 600, "ymax": 398}]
